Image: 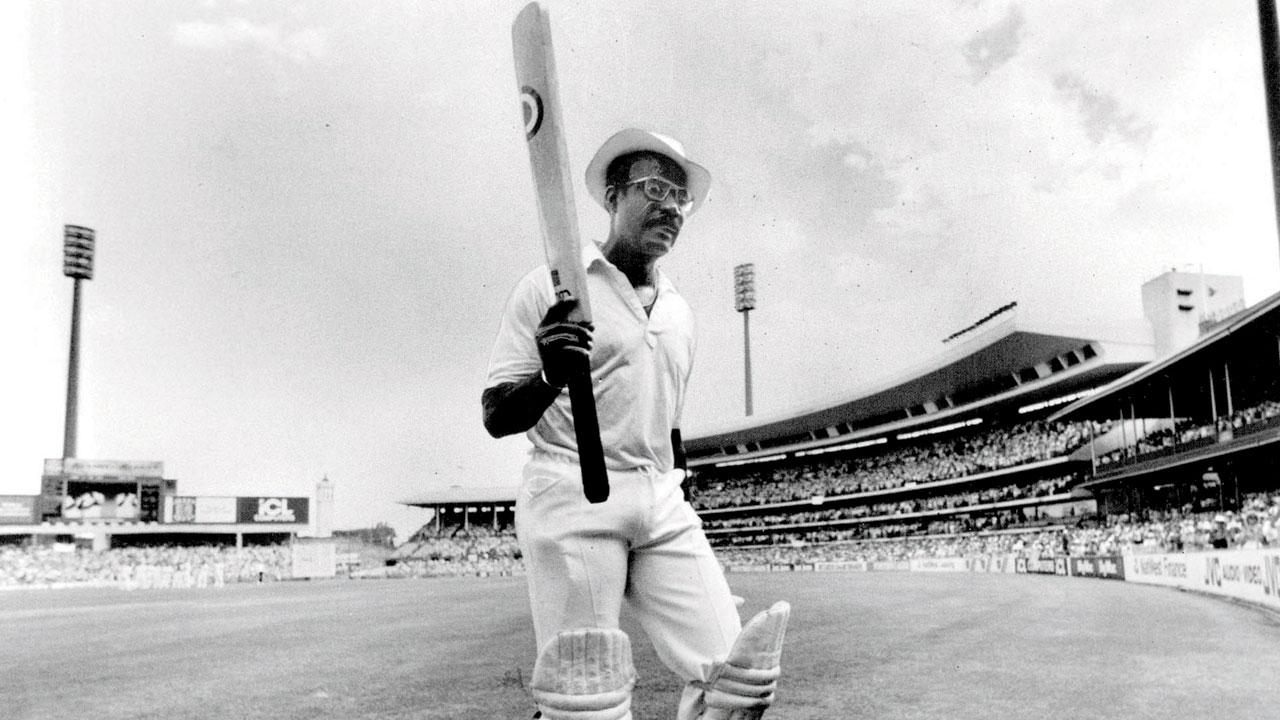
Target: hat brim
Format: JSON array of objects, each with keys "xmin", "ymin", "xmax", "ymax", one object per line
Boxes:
[{"xmin": 585, "ymin": 128, "xmax": 711, "ymax": 215}]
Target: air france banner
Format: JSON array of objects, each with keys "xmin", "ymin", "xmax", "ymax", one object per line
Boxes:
[
  {"xmin": 1124, "ymin": 550, "xmax": 1280, "ymax": 611},
  {"xmin": 1123, "ymin": 553, "xmax": 1194, "ymax": 588},
  {"xmin": 236, "ymin": 497, "xmax": 309, "ymax": 524}
]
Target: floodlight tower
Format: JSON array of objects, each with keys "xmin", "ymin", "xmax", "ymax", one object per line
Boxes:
[
  {"xmin": 1259, "ymin": 0, "xmax": 1280, "ymax": 262},
  {"xmin": 61, "ymin": 225, "xmax": 95, "ymax": 459},
  {"xmin": 733, "ymin": 263, "xmax": 756, "ymax": 416},
  {"xmin": 1258, "ymin": 0, "xmax": 1280, "ymax": 262}
]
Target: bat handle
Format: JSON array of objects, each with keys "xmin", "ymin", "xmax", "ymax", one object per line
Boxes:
[{"xmin": 566, "ymin": 358, "xmax": 609, "ymax": 503}]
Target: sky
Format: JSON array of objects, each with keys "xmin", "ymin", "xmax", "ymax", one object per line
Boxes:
[{"xmin": 3, "ymin": 0, "xmax": 1279, "ymax": 540}]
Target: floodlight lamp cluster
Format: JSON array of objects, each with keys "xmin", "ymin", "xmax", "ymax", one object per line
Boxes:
[
  {"xmin": 734, "ymin": 262, "xmax": 756, "ymax": 312},
  {"xmin": 63, "ymin": 225, "xmax": 95, "ymax": 280}
]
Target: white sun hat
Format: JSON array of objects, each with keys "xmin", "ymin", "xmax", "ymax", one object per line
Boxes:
[{"xmin": 584, "ymin": 128, "xmax": 711, "ymax": 215}]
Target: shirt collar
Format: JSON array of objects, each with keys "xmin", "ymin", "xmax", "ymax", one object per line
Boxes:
[
  {"xmin": 582, "ymin": 240, "xmax": 608, "ymax": 271},
  {"xmin": 582, "ymin": 241, "xmax": 675, "ymax": 293}
]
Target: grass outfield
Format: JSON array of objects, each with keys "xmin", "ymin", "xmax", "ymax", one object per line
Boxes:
[{"xmin": 3, "ymin": 572, "xmax": 1280, "ymax": 720}]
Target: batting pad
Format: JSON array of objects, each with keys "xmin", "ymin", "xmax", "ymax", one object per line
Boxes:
[
  {"xmin": 701, "ymin": 600, "xmax": 791, "ymax": 720},
  {"xmin": 531, "ymin": 627, "xmax": 637, "ymax": 720}
]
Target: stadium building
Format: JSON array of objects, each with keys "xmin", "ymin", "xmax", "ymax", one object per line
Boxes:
[
  {"xmin": 684, "ymin": 270, "xmax": 1279, "ymax": 554},
  {"xmin": 397, "ymin": 486, "xmax": 517, "ymax": 535},
  {"xmin": 1051, "ymin": 283, "xmax": 1280, "ymax": 518}
]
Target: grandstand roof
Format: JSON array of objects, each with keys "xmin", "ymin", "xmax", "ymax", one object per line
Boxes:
[
  {"xmin": 685, "ymin": 312, "xmax": 1152, "ymax": 466},
  {"xmin": 399, "ymin": 485, "xmax": 517, "ymax": 507},
  {"xmin": 1050, "ymin": 288, "xmax": 1280, "ymax": 423}
]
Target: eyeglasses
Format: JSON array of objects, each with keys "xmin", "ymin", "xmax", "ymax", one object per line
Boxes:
[{"xmin": 615, "ymin": 176, "xmax": 693, "ymax": 210}]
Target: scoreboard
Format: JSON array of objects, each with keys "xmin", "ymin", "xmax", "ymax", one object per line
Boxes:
[{"xmin": 41, "ymin": 458, "xmax": 167, "ymax": 523}]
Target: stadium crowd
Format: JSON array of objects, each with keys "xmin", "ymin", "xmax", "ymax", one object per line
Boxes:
[
  {"xmin": 0, "ymin": 543, "xmax": 290, "ymax": 589},
  {"xmin": 1097, "ymin": 399, "xmax": 1280, "ymax": 468},
  {"xmin": 391, "ymin": 525, "xmax": 523, "ymax": 578},
  {"xmin": 712, "ymin": 529, "xmax": 1068, "ymax": 567},
  {"xmin": 700, "ymin": 475, "xmax": 1075, "ymax": 531},
  {"xmin": 1065, "ymin": 489, "xmax": 1280, "ymax": 556},
  {"xmin": 710, "ymin": 489, "xmax": 1280, "ymax": 566},
  {"xmin": 375, "ymin": 487, "xmax": 1278, "ymax": 576},
  {"xmin": 690, "ymin": 419, "xmax": 1100, "ymax": 510}
]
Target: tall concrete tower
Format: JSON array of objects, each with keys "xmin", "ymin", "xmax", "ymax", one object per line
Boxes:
[
  {"xmin": 313, "ymin": 476, "xmax": 335, "ymax": 538},
  {"xmin": 1141, "ymin": 270, "xmax": 1245, "ymax": 357}
]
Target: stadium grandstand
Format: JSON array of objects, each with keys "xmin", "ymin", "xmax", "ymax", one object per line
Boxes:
[
  {"xmin": 682, "ymin": 299, "xmax": 1147, "ymax": 554},
  {"xmin": 392, "ymin": 485, "xmax": 522, "ymax": 577},
  {"xmin": 389, "ymin": 485, "xmax": 522, "ymax": 578},
  {"xmin": 1050, "ymin": 283, "xmax": 1280, "ymax": 519},
  {"xmin": 682, "ymin": 271, "xmax": 1280, "ymax": 573}
]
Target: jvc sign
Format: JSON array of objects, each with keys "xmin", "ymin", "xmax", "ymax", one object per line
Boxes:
[
  {"xmin": 1265, "ymin": 554, "xmax": 1280, "ymax": 599},
  {"xmin": 236, "ymin": 497, "xmax": 309, "ymax": 524}
]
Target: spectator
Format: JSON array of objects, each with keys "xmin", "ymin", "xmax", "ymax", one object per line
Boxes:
[{"xmin": 0, "ymin": 543, "xmax": 290, "ymax": 589}]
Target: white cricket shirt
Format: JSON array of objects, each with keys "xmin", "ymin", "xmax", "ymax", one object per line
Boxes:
[{"xmin": 485, "ymin": 242, "xmax": 694, "ymax": 474}]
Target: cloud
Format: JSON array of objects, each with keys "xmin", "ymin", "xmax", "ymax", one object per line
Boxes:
[
  {"xmin": 775, "ymin": 135, "xmax": 900, "ymax": 256},
  {"xmin": 1053, "ymin": 73, "xmax": 1155, "ymax": 147},
  {"xmin": 964, "ymin": 5, "xmax": 1025, "ymax": 81},
  {"xmin": 173, "ymin": 18, "xmax": 327, "ymax": 64}
]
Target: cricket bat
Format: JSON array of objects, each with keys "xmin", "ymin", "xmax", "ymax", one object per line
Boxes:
[{"xmin": 512, "ymin": 2, "xmax": 610, "ymax": 503}]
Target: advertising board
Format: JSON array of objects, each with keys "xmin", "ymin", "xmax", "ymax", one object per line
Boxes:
[
  {"xmin": 0, "ymin": 495, "xmax": 36, "ymax": 524},
  {"xmin": 1123, "ymin": 553, "xmax": 1195, "ymax": 588},
  {"xmin": 1068, "ymin": 555, "xmax": 1126, "ymax": 580},
  {"xmin": 1023, "ymin": 557, "xmax": 1059, "ymax": 575},
  {"xmin": 291, "ymin": 540, "xmax": 336, "ymax": 579},
  {"xmin": 814, "ymin": 560, "xmax": 869, "ymax": 572},
  {"xmin": 1201, "ymin": 550, "xmax": 1280, "ymax": 610},
  {"xmin": 909, "ymin": 557, "xmax": 969, "ymax": 572},
  {"xmin": 164, "ymin": 496, "xmax": 237, "ymax": 524},
  {"xmin": 1124, "ymin": 549, "xmax": 1280, "ymax": 612},
  {"xmin": 197, "ymin": 497, "xmax": 238, "ymax": 523},
  {"xmin": 46, "ymin": 458, "xmax": 164, "ymax": 479},
  {"xmin": 236, "ymin": 497, "xmax": 309, "ymax": 524}
]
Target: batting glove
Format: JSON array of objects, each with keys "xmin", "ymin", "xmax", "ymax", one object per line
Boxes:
[{"xmin": 535, "ymin": 299, "xmax": 594, "ymax": 389}]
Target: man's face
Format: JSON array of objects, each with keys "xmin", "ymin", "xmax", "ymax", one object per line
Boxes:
[{"xmin": 608, "ymin": 153, "xmax": 689, "ymax": 259}]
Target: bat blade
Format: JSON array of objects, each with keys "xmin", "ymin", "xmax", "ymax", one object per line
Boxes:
[{"xmin": 512, "ymin": 2, "xmax": 609, "ymax": 503}]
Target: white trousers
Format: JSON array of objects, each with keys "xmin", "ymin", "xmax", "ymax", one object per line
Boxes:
[{"xmin": 516, "ymin": 453, "xmax": 742, "ymax": 716}]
